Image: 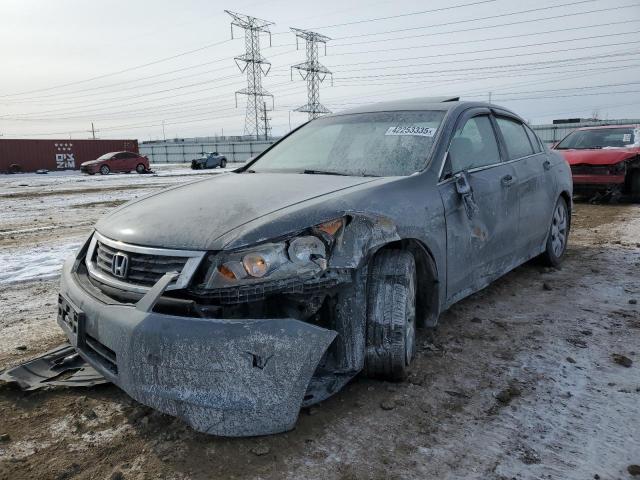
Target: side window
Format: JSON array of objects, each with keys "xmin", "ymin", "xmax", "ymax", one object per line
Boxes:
[
  {"xmin": 114, "ymin": 152, "xmax": 126, "ymax": 159},
  {"xmin": 524, "ymin": 125, "xmax": 542, "ymax": 153},
  {"xmin": 448, "ymin": 115, "xmax": 500, "ymax": 174},
  {"xmin": 496, "ymin": 117, "xmax": 534, "ymax": 160}
]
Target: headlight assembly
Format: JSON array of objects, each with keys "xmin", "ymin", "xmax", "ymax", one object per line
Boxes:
[{"xmin": 199, "ymin": 218, "xmax": 344, "ymax": 289}]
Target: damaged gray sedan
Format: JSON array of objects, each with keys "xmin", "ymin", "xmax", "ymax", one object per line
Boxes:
[{"xmin": 57, "ymin": 98, "xmax": 572, "ymax": 436}]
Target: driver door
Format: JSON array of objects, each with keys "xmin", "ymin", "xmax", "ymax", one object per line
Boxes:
[{"xmin": 437, "ymin": 109, "xmax": 520, "ymax": 304}]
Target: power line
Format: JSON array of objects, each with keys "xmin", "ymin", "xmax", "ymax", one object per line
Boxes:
[
  {"xmin": 332, "ymin": 18, "xmax": 640, "ymax": 49},
  {"xmin": 331, "ymin": 0, "xmax": 607, "ymax": 41},
  {"xmin": 306, "ymin": 0, "xmax": 497, "ymax": 29},
  {"xmin": 0, "ymin": 38, "xmax": 236, "ymax": 98},
  {"xmin": 333, "ymin": 41, "xmax": 640, "ymax": 79}
]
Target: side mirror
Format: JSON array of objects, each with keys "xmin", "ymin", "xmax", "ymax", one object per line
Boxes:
[
  {"xmin": 454, "ymin": 171, "xmax": 479, "ymax": 220},
  {"xmin": 455, "ymin": 171, "xmax": 472, "ymax": 196}
]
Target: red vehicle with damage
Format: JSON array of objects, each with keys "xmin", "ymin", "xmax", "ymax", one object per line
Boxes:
[
  {"xmin": 553, "ymin": 124, "xmax": 640, "ymax": 201},
  {"xmin": 80, "ymin": 151, "xmax": 149, "ymax": 175}
]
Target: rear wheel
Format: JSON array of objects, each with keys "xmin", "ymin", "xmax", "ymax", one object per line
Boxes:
[
  {"xmin": 136, "ymin": 163, "xmax": 146, "ymax": 174},
  {"xmin": 99, "ymin": 165, "xmax": 110, "ymax": 175},
  {"xmin": 220, "ymin": 159, "xmax": 227, "ymax": 168},
  {"xmin": 541, "ymin": 196, "xmax": 570, "ymax": 267},
  {"xmin": 364, "ymin": 250, "xmax": 416, "ymax": 381},
  {"xmin": 629, "ymin": 169, "xmax": 640, "ymax": 203}
]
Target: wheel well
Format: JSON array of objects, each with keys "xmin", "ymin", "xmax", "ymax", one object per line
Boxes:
[
  {"xmin": 375, "ymin": 239, "xmax": 440, "ymax": 328},
  {"xmin": 559, "ymin": 190, "xmax": 572, "ymax": 230}
]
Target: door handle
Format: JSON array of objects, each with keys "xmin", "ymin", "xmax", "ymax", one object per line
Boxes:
[
  {"xmin": 501, "ymin": 174, "xmax": 514, "ymax": 187},
  {"xmin": 543, "ymin": 160, "xmax": 551, "ymax": 171}
]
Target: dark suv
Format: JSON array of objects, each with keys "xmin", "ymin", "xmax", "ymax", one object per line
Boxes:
[
  {"xmin": 80, "ymin": 151, "xmax": 149, "ymax": 175},
  {"xmin": 59, "ymin": 98, "xmax": 572, "ymax": 436}
]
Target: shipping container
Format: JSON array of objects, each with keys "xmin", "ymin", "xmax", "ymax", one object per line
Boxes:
[{"xmin": 0, "ymin": 139, "xmax": 139, "ymax": 173}]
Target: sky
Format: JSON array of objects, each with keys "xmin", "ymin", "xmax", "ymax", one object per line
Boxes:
[{"xmin": 0, "ymin": 0, "xmax": 639, "ymax": 140}]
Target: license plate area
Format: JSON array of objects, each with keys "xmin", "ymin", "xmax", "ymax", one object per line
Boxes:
[{"xmin": 57, "ymin": 294, "xmax": 85, "ymax": 347}]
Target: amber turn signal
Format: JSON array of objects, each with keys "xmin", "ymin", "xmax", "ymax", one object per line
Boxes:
[{"xmin": 316, "ymin": 218, "xmax": 344, "ymax": 237}]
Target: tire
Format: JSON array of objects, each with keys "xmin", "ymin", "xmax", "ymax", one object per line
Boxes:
[
  {"xmin": 364, "ymin": 250, "xmax": 417, "ymax": 381},
  {"xmin": 99, "ymin": 165, "xmax": 110, "ymax": 175},
  {"xmin": 136, "ymin": 163, "xmax": 146, "ymax": 174},
  {"xmin": 541, "ymin": 196, "xmax": 570, "ymax": 267},
  {"xmin": 220, "ymin": 159, "xmax": 227, "ymax": 168},
  {"xmin": 630, "ymin": 169, "xmax": 640, "ymax": 203}
]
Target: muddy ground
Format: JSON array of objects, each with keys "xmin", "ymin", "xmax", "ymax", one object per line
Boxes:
[{"xmin": 0, "ymin": 169, "xmax": 638, "ymax": 479}]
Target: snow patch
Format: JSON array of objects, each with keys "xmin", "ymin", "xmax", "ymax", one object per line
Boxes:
[{"xmin": 0, "ymin": 241, "xmax": 81, "ymax": 284}]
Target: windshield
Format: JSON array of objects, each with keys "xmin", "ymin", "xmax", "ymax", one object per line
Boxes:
[
  {"xmin": 556, "ymin": 127, "xmax": 638, "ymax": 149},
  {"xmin": 97, "ymin": 152, "xmax": 116, "ymax": 160},
  {"xmin": 250, "ymin": 110, "xmax": 446, "ymax": 176}
]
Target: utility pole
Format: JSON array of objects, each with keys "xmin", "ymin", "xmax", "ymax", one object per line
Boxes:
[
  {"xmin": 162, "ymin": 120, "xmax": 166, "ymax": 141},
  {"xmin": 260, "ymin": 101, "xmax": 271, "ymax": 140},
  {"xmin": 226, "ymin": 10, "xmax": 274, "ymax": 140},
  {"xmin": 88, "ymin": 122, "xmax": 99, "ymax": 139},
  {"xmin": 290, "ymin": 28, "xmax": 332, "ymax": 120},
  {"xmin": 488, "ymin": 91, "xmax": 492, "ymax": 104}
]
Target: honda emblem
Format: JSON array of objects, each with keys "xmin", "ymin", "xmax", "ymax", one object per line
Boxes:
[{"xmin": 111, "ymin": 252, "xmax": 129, "ymax": 279}]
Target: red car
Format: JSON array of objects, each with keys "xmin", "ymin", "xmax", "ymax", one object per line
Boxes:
[
  {"xmin": 553, "ymin": 125, "xmax": 640, "ymax": 201},
  {"xmin": 80, "ymin": 151, "xmax": 149, "ymax": 175}
]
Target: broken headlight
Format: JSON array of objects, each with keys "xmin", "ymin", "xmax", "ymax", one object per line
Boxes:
[{"xmin": 199, "ymin": 218, "xmax": 344, "ymax": 289}]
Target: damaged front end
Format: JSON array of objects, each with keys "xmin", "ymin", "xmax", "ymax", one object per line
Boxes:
[{"xmin": 58, "ymin": 215, "xmax": 399, "ymax": 436}]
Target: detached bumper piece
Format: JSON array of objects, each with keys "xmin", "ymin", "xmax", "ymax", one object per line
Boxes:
[
  {"xmin": 59, "ymin": 260, "xmax": 339, "ymax": 436},
  {"xmin": 0, "ymin": 343, "xmax": 106, "ymax": 391}
]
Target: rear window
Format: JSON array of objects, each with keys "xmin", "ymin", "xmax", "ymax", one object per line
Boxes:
[{"xmin": 496, "ymin": 117, "xmax": 534, "ymax": 160}]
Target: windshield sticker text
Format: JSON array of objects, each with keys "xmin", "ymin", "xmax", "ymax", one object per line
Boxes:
[{"xmin": 385, "ymin": 125, "xmax": 436, "ymax": 137}]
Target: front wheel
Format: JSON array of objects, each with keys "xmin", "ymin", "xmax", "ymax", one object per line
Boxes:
[
  {"xmin": 99, "ymin": 165, "xmax": 110, "ymax": 175},
  {"xmin": 629, "ymin": 169, "xmax": 640, "ymax": 203},
  {"xmin": 541, "ymin": 196, "xmax": 570, "ymax": 267},
  {"xmin": 219, "ymin": 159, "xmax": 227, "ymax": 168},
  {"xmin": 364, "ymin": 250, "xmax": 416, "ymax": 381}
]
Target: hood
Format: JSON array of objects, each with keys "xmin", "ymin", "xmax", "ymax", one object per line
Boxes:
[
  {"xmin": 556, "ymin": 148, "xmax": 638, "ymax": 166},
  {"xmin": 81, "ymin": 159, "xmax": 104, "ymax": 166},
  {"xmin": 96, "ymin": 172, "xmax": 381, "ymax": 250}
]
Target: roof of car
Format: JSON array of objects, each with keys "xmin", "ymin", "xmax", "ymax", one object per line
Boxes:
[{"xmin": 335, "ymin": 97, "xmax": 500, "ymax": 116}]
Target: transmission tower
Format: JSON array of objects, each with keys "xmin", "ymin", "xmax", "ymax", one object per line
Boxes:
[
  {"xmin": 226, "ymin": 10, "xmax": 274, "ymax": 139},
  {"xmin": 290, "ymin": 28, "xmax": 333, "ymax": 120}
]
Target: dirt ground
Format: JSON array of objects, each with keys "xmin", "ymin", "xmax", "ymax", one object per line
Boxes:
[{"xmin": 0, "ymin": 169, "xmax": 638, "ymax": 480}]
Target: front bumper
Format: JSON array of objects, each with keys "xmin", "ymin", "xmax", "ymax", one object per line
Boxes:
[
  {"xmin": 58, "ymin": 257, "xmax": 337, "ymax": 436},
  {"xmin": 572, "ymin": 173, "xmax": 625, "ymax": 186}
]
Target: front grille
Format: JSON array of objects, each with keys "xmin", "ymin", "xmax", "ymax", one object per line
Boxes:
[
  {"xmin": 570, "ymin": 164, "xmax": 614, "ymax": 175},
  {"xmin": 94, "ymin": 240, "xmax": 188, "ymax": 287}
]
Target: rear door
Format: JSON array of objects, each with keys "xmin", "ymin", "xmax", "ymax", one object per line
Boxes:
[
  {"xmin": 494, "ymin": 115, "xmax": 554, "ymax": 256},
  {"xmin": 438, "ymin": 108, "xmax": 520, "ymax": 304}
]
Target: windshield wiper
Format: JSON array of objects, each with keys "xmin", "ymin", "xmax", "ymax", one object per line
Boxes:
[{"xmin": 303, "ymin": 169, "xmax": 350, "ymax": 176}]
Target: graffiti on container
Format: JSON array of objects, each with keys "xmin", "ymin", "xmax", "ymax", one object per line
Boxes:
[{"xmin": 55, "ymin": 143, "xmax": 75, "ymax": 169}]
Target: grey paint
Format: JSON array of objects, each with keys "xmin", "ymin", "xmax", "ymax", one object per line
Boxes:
[{"xmin": 59, "ymin": 98, "xmax": 572, "ymax": 436}]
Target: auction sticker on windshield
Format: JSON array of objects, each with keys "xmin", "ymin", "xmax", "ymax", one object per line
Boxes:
[{"xmin": 385, "ymin": 125, "xmax": 436, "ymax": 137}]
